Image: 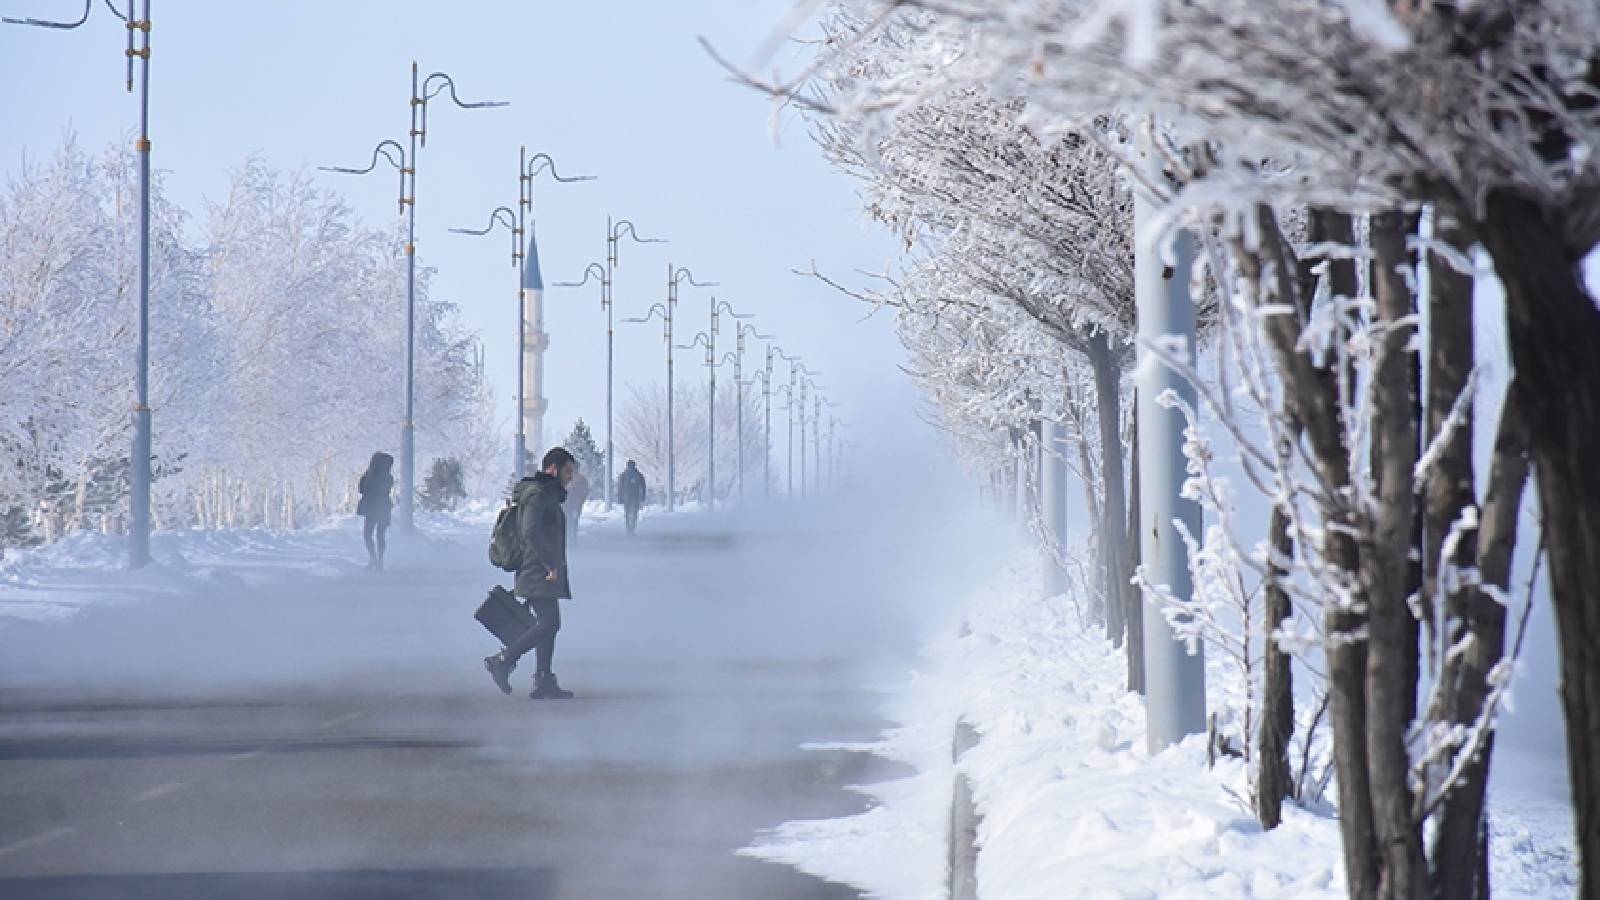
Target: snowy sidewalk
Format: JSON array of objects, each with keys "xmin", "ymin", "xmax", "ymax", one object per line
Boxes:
[
  {"xmin": 0, "ymin": 511, "xmax": 495, "ymax": 629},
  {"xmin": 744, "ymin": 553, "xmax": 1579, "ymax": 899}
]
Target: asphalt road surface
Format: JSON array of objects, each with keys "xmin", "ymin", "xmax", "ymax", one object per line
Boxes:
[{"xmin": 0, "ymin": 505, "xmax": 943, "ymax": 899}]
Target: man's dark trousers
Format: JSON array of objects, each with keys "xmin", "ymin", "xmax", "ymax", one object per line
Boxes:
[{"xmin": 504, "ymin": 597, "xmax": 561, "ymax": 675}]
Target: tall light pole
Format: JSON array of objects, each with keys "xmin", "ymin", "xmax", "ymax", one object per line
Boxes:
[
  {"xmin": 775, "ymin": 381, "xmax": 797, "ymax": 498},
  {"xmin": 451, "ymin": 151, "xmax": 590, "ymax": 480},
  {"xmin": 556, "ymin": 217, "xmax": 663, "ymax": 507},
  {"xmin": 1134, "ymin": 145, "xmax": 1206, "ymax": 750},
  {"xmin": 8, "ymin": 0, "xmax": 152, "ymax": 567},
  {"xmin": 325, "ymin": 63, "xmax": 505, "ymax": 533},
  {"xmin": 813, "ymin": 392, "xmax": 838, "ymax": 495},
  {"xmin": 678, "ymin": 299, "xmax": 758, "ymax": 509},
  {"xmin": 827, "ymin": 416, "xmax": 840, "ymax": 492},
  {"xmin": 747, "ymin": 366, "xmax": 773, "ymax": 501},
  {"xmin": 516, "ymin": 151, "xmax": 595, "ymax": 463},
  {"xmin": 729, "ymin": 322, "xmax": 773, "ymax": 502},
  {"xmin": 625, "ymin": 264, "xmax": 715, "ymax": 511},
  {"xmin": 796, "ymin": 376, "xmax": 821, "ymax": 499},
  {"xmin": 677, "ymin": 329, "xmax": 717, "ymax": 508},
  {"xmin": 767, "ymin": 347, "xmax": 807, "ymax": 499}
]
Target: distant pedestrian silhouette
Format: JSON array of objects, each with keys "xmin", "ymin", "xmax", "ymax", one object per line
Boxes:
[
  {"xmin": 617, "ymin": 459, "xmax": 647, "ymax": 535},
  {"xmin": 357, "ymin": 451, "xmax": 394, "ymax": 570}
]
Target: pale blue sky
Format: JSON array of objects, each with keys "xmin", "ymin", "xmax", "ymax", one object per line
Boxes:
[{"xmin": 2, "ymin": 0, "xmax": 941, "ymax": 477}]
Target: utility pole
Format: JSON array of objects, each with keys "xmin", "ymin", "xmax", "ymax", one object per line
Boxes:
[
  {"xmin": 627, "ymin": 264, "xmax": 714, "ymax": 511},
  {"xmin": 452, "ymin": 152, "xmax": 590, "ymax": 480},
  {"xmin": 813, "ymin": 392, "xmax": 836, "ymax": 496},
  {"xmin": 1134, "ymin": 140, "xmax": 1206, "ymax": 752},
  {"xmin": 729, "ymin": 323, "xmax": 772, "ymax": 502},
  {"xmin": 678, "ymin": 300, "xmax": 756, "ymax": 509},
  {"xmin": 326, "ymin": 63, "xmax": 505, "ymax": 532},
  {"xmin": 558, "ymin": 219, "xmax": 663, "ymax": 507},
  {"xmin": 7, "ymin": 0, "xmax": 153, "ymax": 567},
  {"xmin": 753, "ymin": 362, "xmax": 774, "ymax": 502},
  {"xmin": 1041, "ymin": 418, "xmax": 1070, "ymax": 598}
]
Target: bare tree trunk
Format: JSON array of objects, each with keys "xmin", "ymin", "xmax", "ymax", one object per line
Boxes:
[
  {"xmin": 1363, "ymin": 209, "xmax": 1427, "ymax": 900},
  {"xmin": 1420, "ymin": 208, "xmax": 1489, "ymax": 899},
  {"xmin": 1479, "ymin": 188, "xmax": 1600, "ymax": 899},
  {"xmin": 1257, "ymin": 499, "xmax": 1296, "ymax": 829},
  {"xmin": 1088, "ymin": 332, "xmax": 1130, "ymax": 659},
  {"xmin": 1244, "ymin": 205, "xmax": 1379, "ymax": 898},
  {"xmin": 1433, "ymin": 389, "xmax": 1530, "ymax": 900}
]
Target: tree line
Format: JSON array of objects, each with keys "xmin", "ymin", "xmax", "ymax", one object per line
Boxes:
[
  {"xmin": 755, "ymin": 3, "xmax": 1600, "ymax": 897},
  {"xmin": 0, "ymin": 136, "xmax": 498, "ymax": 547}
]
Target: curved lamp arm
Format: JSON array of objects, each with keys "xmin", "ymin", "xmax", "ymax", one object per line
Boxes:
[
  {"xmin": 623, "ymin": 304, "xmax": 670, "ymax": 326},
  {"xmin": 612, "ymin": 219, "xmax": 666, "ymax": 245},
  {"xmin": 669, "ymin": 266, "xmax": 718, "ymax": 288},
  {"xmin": 675, "ymin": 332, "xmax": 713, "ymax": 353},
  {"xmin": 555, "ymin": 262, "xmax": 607, "ymax": 289},
  {"xmin": 417, "ymin": 72, "xmax": 508, "ymax": 148},
  {"xmin": 321, "ymin": 140, "xmax": 408, "ymax": 214},
  {"xmin": 449, "ymin": 206, "xmax": 518, "ymax": 236},
  {"xmin": 524, "ymin": 153, "xmax": 597, "ymax": 183},
  {"xmin": 320, "ymin": 140, "xmax": 406, "ymax": 175},
  {"xmin": 449, "ymin": 206, "xmax": 520, "ymax": 265},
  {"xmin": 714, "ymin": 300, "xmax": 755, "ymax": 320},
  {"xmin": 3, "ymin": 0, "xmax": 94, "ymax": 27}
]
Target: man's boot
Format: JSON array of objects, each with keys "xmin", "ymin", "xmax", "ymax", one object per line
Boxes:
[
  {"xmin": 484, "ymin": 652, "xmax": 515, "ymax": 695},
  {"xmin": 530, "ymin": 672, "xmax": 574, "ymax": 700}
]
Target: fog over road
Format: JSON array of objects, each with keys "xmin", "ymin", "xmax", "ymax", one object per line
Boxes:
[{"xmin": 0, "ymin": 498, "xmax": 974, "ymax": 899}]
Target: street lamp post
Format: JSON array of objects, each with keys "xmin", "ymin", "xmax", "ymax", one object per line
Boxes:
[
  {"xmin": 728, "ymin": 323, "xmax": 772, "ymax": 502},
  {"xmin": 556, "ymin": 217, "xmax": 663, "ymax": 508},
  {"xmin": 775, "ymin": 381, "xmax": 797, "ymax": 498},
  {"xmin": 325, "ymin": 63, "xmax": 505, "ymax": 533},
  {"xmin": 827, "ymin": 416, "xmax": 839, "ymax": 491},
  {"xmin": 813, "ymin": 392, "xmax": 838, "ymax": 496},
  {"xmin": 624, "ymin": 264, "xmax": 714, "ymax": 511},
  {"xmin": 676, "ymin": 330, "xmax": 717, "ymax": 509},
  {"xmin": 747, "ymin": 366, "xmax": 773, "ymax": 502},
  {"xmin": 450, "ymin": 204, "xmax": 520, "ymax": 473},
  {"xmin": 795, "ymin": 374, "xmax": 823, "ymax": 499},
  {"xmin": 456, "ymin": 154, "xmax": 592, "ymax": 480},
  {"xmin": 517, "ymin": 151, "xmax": 595, "ymax": 465},
  {"xmin": 8, "ymin": 0, "xmax": 153, "ymax": 567},
  {"xmin": 677, "ymin": 300, "xmax": 758, "ymax": 509},
  {"xmin": 766, "ymin": 347, "xmax": 808, "ymax": 500}
]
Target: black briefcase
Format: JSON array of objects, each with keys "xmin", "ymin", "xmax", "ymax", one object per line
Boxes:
[{"xmin": 475, "ymin": 585, "xmax": 535, "ymax": 646}]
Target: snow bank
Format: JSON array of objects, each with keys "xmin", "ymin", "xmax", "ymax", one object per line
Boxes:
[{"xmin": 745, "ymin": 551, "xmax": 1577, "ymax": 899}]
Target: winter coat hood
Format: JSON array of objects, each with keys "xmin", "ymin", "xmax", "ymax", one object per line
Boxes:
[{"xmin": 518, "ymin": 471, "xmax": 568, "ymax": 505}]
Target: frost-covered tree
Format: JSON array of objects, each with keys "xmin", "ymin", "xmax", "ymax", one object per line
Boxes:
[
  {"xmin": 562, "ymin": 420, "xmax": 605, "ymax": 483},
  {"xmin": 0, "ymin": 140, "xmax": 498, "ymax": 541},
  {"xmin": 617, "ymin": 380, "xmax": 765, "ymax": 506},
  {"xmin": 745, "ymin": 1, "xmax": 1588, "ymax": 891}
]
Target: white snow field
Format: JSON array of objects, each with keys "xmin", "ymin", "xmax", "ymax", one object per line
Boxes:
[
  {"xmin": 745, "ymin": 553, "xmax": 1580, "ymax": 900},
  {"xmin": 0, "ymin": 509, "xmax": 496, "ymax": 628}
]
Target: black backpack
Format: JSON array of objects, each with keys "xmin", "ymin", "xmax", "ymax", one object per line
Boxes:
[{"xmin": 488, "ymin": 496, "xmax": 524, "ymax": 572}]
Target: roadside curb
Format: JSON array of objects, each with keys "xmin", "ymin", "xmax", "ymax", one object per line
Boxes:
[{"xmin": 948, "ymin": 718, "xmax": 981, "ymax": 900}]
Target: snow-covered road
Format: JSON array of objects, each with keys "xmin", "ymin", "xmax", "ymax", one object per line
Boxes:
[{"xmin": 0, "ymin": 503, "xmax": 963, "ymax": 898}]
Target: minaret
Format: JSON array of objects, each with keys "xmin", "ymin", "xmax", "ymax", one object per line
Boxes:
[{"xmin": 523, "ymin": 228, "xmax": 549, "ymax": 458}]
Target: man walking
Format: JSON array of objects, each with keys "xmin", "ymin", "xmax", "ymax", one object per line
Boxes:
[
  {"xmin": 617, "ymin": 459, "xmax": 647, "ymax": 536},
  {"xmin": 484, "ymin": 447, "xmax": 577, "ymax": 700}
]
